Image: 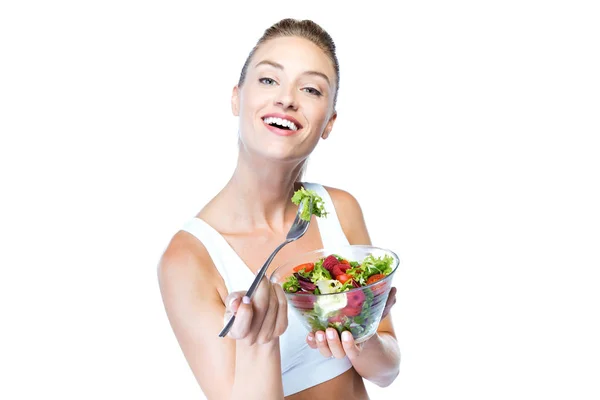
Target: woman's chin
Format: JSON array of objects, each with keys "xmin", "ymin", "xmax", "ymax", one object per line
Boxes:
[
  {"xmin": 239, "ymin": 136, "xmax": 314, "ymax": 166},
  {"xmin": 250, "ymin": 146, "xmax": 307, "ymax": 165}
]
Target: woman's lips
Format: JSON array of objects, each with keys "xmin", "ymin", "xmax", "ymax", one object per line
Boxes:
[
  {"xmin": 262, "ymin": 113, "xmax": 303, "ymax": 129},
  {"xmin": 262, "ymin": 120, "xmax": 301, "ymax": 136},
  {"xmin": 261, "ymin": 113, "xmax": 303, "ymax": 136}
]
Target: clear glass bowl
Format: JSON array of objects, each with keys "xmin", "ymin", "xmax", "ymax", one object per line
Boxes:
[{"xmin": 270, "ymin": 245, "xmax": 400, "ymax": 344}]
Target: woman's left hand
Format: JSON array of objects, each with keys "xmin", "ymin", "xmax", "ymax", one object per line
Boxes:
[{"xmin": 306, "ymin": 287, "xmax": 397, "ymax": 360}]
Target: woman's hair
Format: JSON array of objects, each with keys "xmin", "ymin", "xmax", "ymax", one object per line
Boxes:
[{"xmin": 237, "ymin": 18, "xmax": 340, "ymax": 110}]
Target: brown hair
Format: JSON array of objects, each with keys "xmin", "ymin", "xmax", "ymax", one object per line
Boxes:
[{"xmin": 237, "ymin": 18, "xmax": 340, "ymax": 109}]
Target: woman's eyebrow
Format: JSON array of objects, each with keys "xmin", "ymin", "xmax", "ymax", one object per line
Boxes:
[{"xmin": 254, "ymin": 59, "xmax": 331, "ymax": 85}]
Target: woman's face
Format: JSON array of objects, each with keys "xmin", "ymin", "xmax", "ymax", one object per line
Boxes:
[{"xmin": 232, "ymin": 36, "xmax": 337, "ymax": 164}]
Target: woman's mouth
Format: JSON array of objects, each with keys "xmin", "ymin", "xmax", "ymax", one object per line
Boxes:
[{"xmin": 261, "ymin": 115, "xmax": 303, "ymax": 136}]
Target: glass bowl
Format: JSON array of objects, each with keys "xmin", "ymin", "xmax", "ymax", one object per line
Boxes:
[{"xmin": 270, "ymin": 245, "xmax": 399, "ymax": 344}]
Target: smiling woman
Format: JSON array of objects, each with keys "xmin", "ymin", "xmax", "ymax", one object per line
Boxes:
[
  {"xmin": 232, "ymin": 33, "xmax": 338, "ymax": 167},
  {"xmin": 157, "ymin": 18, "xmax": 400, "ymax": 400}
]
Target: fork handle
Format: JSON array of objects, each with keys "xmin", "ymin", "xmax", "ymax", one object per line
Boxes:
[
  {"xmin": 219, "ymin": 314, "xmax": 236, "ymax": 338},
  {"xmin": 218, "ymin": 240, "xmax": 289, "ymax": 338}
]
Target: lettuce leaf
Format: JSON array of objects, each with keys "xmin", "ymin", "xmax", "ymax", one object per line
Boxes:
[
  {"xmin": 291, "ymin": 186, "xmax": 328, "ymax": 222},
  {"xmin": 310, "ymin": 259, "xmax": 332, "ymax": 283},
  {"xmin": 347, "ymin": 254, "xmax": 394, "ymax": 286},
  {"xmin": 282, "ymin": 274, "xmax": 299, "ymax": 293}
]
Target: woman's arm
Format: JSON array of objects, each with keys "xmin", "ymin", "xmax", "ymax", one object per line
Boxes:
[
  {"xmin": 343, "ymin": 315, "xmax": 401, "ymax": 387},
  {"xmin": 157, "ymin": 231, "xmax": 286, "ymax": 399},
  {"xmin": 321, "ymin": 187, "xmax": 402, "ymax": 387}
]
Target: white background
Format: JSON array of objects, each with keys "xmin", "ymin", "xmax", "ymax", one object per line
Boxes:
[{"xmin": 1, "ymin": 1, "xmax": 599, "ymax": 399}]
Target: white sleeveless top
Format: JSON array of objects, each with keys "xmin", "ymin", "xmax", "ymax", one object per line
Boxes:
[{"xmin": 180, "ymin": 182, "xmax": 353, "ymax": 396}]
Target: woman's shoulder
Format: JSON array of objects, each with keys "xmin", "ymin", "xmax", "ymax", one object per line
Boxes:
[
  {"xmin": 157, "ymin": 223, "xmax": 227, "ymax": 302},
  {"xmin": 315, "ymin": 183, "xmax": 372, "ymax": 245},
  {"xmin": 320, "ymin": 184, "xmax": 361, "ymax": 211},
  {"xmin": 304, "ymin": 182, "xmax": 363, "ymax": 217}
]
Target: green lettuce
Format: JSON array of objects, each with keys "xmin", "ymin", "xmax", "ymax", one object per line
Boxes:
[
  {"xmin": 347, "ymin": 254, "xmax": 394, "ymax": 286},
  {"xmin": 291, "ymin": 186, "xmax": 328, "ymax": 222},
  {"xmin": 282, "ymin": 274, "xmax": 299, "ymax": 293},
  {"xmin": 309, "ymin": 259, "xmax": 331, "ymax": 284}
]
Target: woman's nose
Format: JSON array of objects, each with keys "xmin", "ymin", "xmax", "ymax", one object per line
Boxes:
[{"xmin": 274, "ymin": 86, "xmax": 298, "ymax": 110}]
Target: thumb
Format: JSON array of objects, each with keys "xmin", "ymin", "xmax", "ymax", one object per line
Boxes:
[{"xmin": 223, "ymin": 291, "xmax": 245, "ymax": 321}]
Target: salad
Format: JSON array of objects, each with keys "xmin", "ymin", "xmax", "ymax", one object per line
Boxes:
[
  {"xmin": 291, "ymin": 186, "xmax": 328, "ymax": 222},
  {"xmin": 282, "ymin": 252, "xmax": 394, "ymax": 338}
]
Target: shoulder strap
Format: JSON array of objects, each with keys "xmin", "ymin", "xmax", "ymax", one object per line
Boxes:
[
  {"xmin": 180, "ymin": 218, "xmax": 254, "ymax": 293},
  {"xmin": 301, "ymin": 182, "xmax": 349, "ymax": 248}
]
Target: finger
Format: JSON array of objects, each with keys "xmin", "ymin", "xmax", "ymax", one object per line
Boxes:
[
  {"xmin": 273, "ymin": 283, "xmax": 288, "ymax": 337},
  {"xmin": 223, "ymin": 292, "xmax": 245, "ymax": 318},
  {"xmin": 230, "ymin": 297, "xmax": 242, "ymax": 313},
  {"xmin": 381, "ymin": 287, "xmax": 398, "ymax": 320},
  {"xmin": 325, "ymin": 328, "xmax": 346, "ymax": 359},
  {"xmin": 314, "ymin": 330, "xmax": 333, "ymax": 358},
  {"xmin": 386, "ymin": 287, "xmax": 397, "ymax": 306},
  {"xmin": 229, "ymin": 295, "xmax": 253, "ymax": 340},
  {"xmin": 341, "ymin": 331, "xmax": 362, "ymax": 360},
  {"xmin": 223, "ymin": 299, "xmax": 240, "ymax": 323},
  {"xmin": 306, "ymin": 332, "xmax": 318, "ymax": 349},
  {"xmin": 256, "ymin": 283, "xmax": 279, "ymax": 344}
]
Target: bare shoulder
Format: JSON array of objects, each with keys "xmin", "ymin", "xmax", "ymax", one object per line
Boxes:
[
  {"xmin": 158, "ymin": 230, "xmax": 226, "ymax": 304},
  {"xmin": 322, "ymin": 185, "xmax": 372, "ymax": 245}
]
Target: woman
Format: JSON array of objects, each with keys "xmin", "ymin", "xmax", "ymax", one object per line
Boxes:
[{"xmin": 158, "ymin": 18, "xmax": 401, "ymax": 400}]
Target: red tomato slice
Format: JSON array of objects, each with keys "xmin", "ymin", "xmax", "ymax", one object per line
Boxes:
[
  {"xmin": 293, "ymin": 262, "xmax": 314, "ymax": 273},
  {"xmin": 367, "ymin": 274, "xmax": 388, "ymax": 296},
  {"xmin": 337, "ymin": 273, "xmax": 351, "ymax": 284},
  {"xmin": 367, "ymin": 274, "xmax": 385, "ymax": 284}
]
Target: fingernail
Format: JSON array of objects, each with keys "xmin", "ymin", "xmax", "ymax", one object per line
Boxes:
[
  {"xmin": 326, "ymin": 330, "xmax": 335, "ymax": 340},
  {"xmin": 307, "ymin": 335, "xmax": 314, "ymax": 341},
  {"xmin": 342, "ymin": 331, "xmax": 352, "ymax": 342},
  {"xmin": 316, "ymin": 332, "xmax": 325, "ymax": 342},
  {"xmin": 242, "ymin": 296, "xmax": 250, "ymax": 304}
]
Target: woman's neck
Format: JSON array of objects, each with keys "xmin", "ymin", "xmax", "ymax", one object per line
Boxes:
[{"xmin": 220, "ymin": 153, "xmax": 305, "ymax": 233}]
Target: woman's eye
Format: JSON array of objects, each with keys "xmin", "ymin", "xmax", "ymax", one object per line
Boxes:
[
  {"xmin": 259, "ymin": 77, "xmax": 277, "ymax": 85},
  {"xmin": 303, "ymin": 87, "xmax": 323, "ymax": 96}
]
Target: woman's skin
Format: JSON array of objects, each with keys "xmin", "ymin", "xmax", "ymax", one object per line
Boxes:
[{"xmin": 158, "ymin": 35, "xmax": 400, "ymax": 400}]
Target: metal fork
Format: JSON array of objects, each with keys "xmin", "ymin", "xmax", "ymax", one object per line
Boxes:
[{"xmin": 218, "ymin": 198, "xmax": 312, "ymax": 338}]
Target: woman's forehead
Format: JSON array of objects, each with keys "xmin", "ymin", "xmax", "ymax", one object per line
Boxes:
[{"xmin": 250, "ymin": 36, "xmax": 336, "ymax": 80}]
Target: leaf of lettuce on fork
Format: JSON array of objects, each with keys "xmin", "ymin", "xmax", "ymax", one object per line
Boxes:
[{"xmin": 291, "ymin": 186, "xmax": 328, "ymax": 222}]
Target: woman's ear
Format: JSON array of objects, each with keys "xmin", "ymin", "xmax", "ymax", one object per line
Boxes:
[
  {"xmin": 231, "ymin": 86, "xmax": 240, "ymax": 116},
  {"xmin": 321, "ymin": 111, "xmax": 337, "ymax": 139}
]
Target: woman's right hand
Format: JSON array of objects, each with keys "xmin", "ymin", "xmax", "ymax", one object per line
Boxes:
[{"xmin": 223, "ymin": 277, "xmax": 288, "ymax": 345}]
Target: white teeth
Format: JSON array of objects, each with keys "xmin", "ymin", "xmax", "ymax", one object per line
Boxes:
[{"xmin": 263, "ymin": 116, "xmax": 298, "ymax": 131}]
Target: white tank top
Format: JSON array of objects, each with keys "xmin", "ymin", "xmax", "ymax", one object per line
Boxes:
[{"xmin": 180, "ymin": 182, "xmax": 353, "ymax": 396}]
